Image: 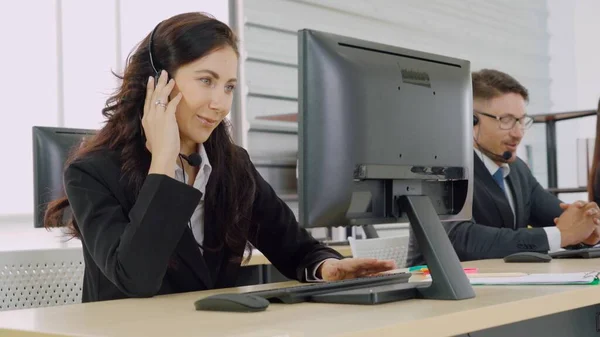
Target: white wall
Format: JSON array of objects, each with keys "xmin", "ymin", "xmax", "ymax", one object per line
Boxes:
[
  {"xmin": 545, "ymin": 0, "xmax": 600, "ymax": 203},
  {"xmin": 2, "ymin": 0, "xmax": 598, "ymax": 226},
  {"xmin": 1, "ymin": 0, "xmax": 59, "ymax": 225},
  {"xmin": 573, "ymin": 0, "xmax": 600, "ymax": 202},
  {"xmin": 0, "ymin": 0, "xmax": 228, "ymax": 226},
  {"xmin": 547, "ymin": 0, "xmax": 578, "ymax": 112},
  {"xmin": 573, "ymin": 0, "xmax": 600, "ymax": 112}
]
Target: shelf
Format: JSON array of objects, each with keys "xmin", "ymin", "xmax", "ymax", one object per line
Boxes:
[
  {"xmin": 256, "ymin": 113, "xmax": 298, "ymax": 123},
  {"xmin": 278, "ymin": 193, "xmax": 298, "ymax": 202},
  {"xmin": 257, "ymin": 110, "xmax": 597, "ymax": 124},
  {"xmin": 533, "ymin": 110, "xmax": 597, "ymax": 123},
  {"xmin": 546, "ymin": 187, "xmax": 588, "ymax": 194}
]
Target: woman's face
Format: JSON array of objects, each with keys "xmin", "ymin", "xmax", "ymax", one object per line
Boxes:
[{"xmin": 171, "ymin": 46, "xmax": 238, "ymax": 148}]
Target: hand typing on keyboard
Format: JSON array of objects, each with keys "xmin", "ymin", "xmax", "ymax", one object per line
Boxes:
[{"xmin": 318, "ymin": 258, "xmax": 397, "ymax": 281}]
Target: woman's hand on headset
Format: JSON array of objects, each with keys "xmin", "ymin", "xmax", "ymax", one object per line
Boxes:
[{"xmin": 143, "ymin": 70, "xmax": 183, "ymax": 177}]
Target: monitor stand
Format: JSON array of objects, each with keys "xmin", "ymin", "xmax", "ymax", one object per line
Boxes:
[{"xmin": 310, "ymin": 195, "xmax": 475, "ymax": 304}]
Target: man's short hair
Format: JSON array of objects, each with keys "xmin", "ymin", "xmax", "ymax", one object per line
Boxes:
[{"xmin": 472, "ymin": 69, "xmax": 529, "ymax": 102}]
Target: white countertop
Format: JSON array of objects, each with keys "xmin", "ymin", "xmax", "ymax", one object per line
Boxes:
[{"xmin": 0, "ymin": 227, "xmax": 82, "ymax": 252}]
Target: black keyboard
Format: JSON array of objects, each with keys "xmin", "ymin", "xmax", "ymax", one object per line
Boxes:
[
  {"xmin": 242, "ymin": 272, "xmax": 411, "ymax": 304},
  {"xmin": 550, "ymin": 247, "xmax": 600, "ymax": 259}
]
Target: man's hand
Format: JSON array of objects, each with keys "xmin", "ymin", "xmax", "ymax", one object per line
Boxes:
[
  {"xmin": 553, "ymin": 201, "xmax": 600, "ymax": 247},
  {"xmin": 318, "ymin": 258, "xmax": 396, "ymax": 281},
  {"xmin": 556, "ymin": 201, "xmax": 600, "ymax": 245},
  {"xmin": 558, "ymin": 202, "xmax": 600, "ymax": 224},
  {"xmin": 583, "ymin": 226, "xmax": 600, "ymax": 246}
]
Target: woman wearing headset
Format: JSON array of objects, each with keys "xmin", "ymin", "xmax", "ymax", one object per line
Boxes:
[{"xmin": 44, "ymin": 12, "xmax": 395, "ymax": 303}]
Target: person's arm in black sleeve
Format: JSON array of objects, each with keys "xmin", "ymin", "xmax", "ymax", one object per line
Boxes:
[
  {"xmin": 64, "ymin": 159, "xmax": 201, "ymax": 297},
  {"xmin": 443, "ymin": 220, "xmax": 550, "ymax": 260},
  {"xmin": 246, "ymin": 155, "xmax": 343, "ymax": 281},
  {"xmin": 527, "ymin": 170, "xmax": 563, "ymax": 228}
]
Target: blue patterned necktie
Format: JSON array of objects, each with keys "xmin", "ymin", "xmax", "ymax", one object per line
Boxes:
[{"xmin": 492, "ymin": 168, "xmax": 506, "ymax": 194}]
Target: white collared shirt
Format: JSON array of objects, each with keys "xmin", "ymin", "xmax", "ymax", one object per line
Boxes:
[
  {"xmin": 474, "ymin": 149, "xmax": 561, "ymax": 252},
  {"xmin": 174, "ymin": 144, "xmax": 212, "ymax": 252}
]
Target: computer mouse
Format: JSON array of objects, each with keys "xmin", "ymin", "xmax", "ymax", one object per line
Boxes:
[
  {"xmin": 503, "ymin": 252, "xmax": 552, "ymax": 263},
  {"xmin": 194, "ymin": 293, "xmax": 269, "ymax": 313}
]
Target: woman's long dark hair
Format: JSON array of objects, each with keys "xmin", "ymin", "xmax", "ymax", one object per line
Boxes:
[
  {"xmin": 588, "ymin": 98, "xmax": 600, "ymax": 203},
  {"xmin": 44, "ymin": 12, "xmax": 257, "ymax": 260}
]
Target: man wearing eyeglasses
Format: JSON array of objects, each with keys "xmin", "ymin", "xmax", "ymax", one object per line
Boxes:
[{"xmin": 410, "ymin": 69, "xmax": 600, "ymax": 264}]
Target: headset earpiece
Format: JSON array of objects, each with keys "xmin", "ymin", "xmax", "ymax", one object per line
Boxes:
[
  {"xmin": 148, "ymin": 22, "xmax": 162, "ymax": 85},
  {"xmin": 140, "ymin": 22, "xmax": 164, "ymax": 137}
]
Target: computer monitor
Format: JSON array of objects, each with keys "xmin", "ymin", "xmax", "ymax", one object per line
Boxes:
[
  {"xmin": 298, "ymin": 29, "xmax": 475, "ymax": 300},
  {"xmin": 32, "ymin": 126, "xmax": 96, "ymax": 228}
]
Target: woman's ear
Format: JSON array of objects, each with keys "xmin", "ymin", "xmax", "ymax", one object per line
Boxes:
[{"xmin": 169, "ymin": 81, "xmax": 181, "ymax": 102}]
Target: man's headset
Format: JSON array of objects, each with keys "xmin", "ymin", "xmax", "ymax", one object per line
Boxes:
[
  {"xmin": 146, "ymin": 22, "xmax": 202, "ymax": 168},
  {"xmin": 473, "ymin": 114, "xmax": 512, "ymax": 162}
]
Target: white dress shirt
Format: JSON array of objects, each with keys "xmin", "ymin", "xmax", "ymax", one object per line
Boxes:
[
  {"xmin": 474, "ymin": 149, "xmax": 561, "ymax": 252},
  {"xmin": 174, "ymin": 144, "xmax": 212, "ymax": 252},
  {"xmin": 173, "ymin": 144, "xmax": 330, "ymax": 280}
]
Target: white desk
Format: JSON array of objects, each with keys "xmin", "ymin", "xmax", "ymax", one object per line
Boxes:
[
  {"xmin": 0, "ymin": 259, "xmax": 599, "ymax": 337},
  {"xmin": 0, "ymin": 227, "xmax": 349, "ymax": 312},
  {"xmin": 0, "ymin": 228, "xmax": 81, "ymax": 252}
]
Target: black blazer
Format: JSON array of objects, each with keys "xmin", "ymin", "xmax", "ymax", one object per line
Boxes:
[
  {"xmin": 64, "ymin": 148, "xmax": 342, "ymax": 302},
  {"xmin": 408, "ymin": 152, "xmax": 562, "ymax": 265}
]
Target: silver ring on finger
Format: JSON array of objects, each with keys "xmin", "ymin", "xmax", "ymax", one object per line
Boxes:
[{"xmin": 155, "ymin": 100, "xmax": 167, "ymax": 109}]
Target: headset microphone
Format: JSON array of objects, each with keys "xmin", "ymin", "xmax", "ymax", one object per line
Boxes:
[
  {"xmin": 179, "ymin": 153, "xmax": 202, "ymax": 167},
  {"xmin": 474, "ymin": 142, "xmax": 513, "ymax": 163}
]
